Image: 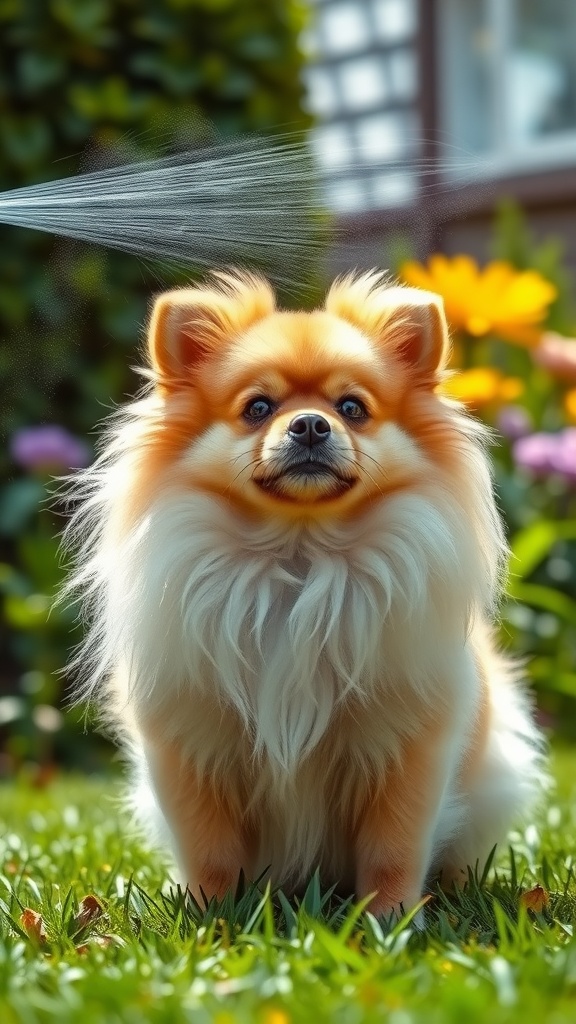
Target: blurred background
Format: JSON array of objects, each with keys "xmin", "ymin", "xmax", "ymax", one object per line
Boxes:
[{"xmin": 1, "ymin": 0, "xmax": 576, "ymax": 777}]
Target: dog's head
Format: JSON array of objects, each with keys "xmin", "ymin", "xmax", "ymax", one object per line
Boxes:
[{"xmin": 147, "ymin": 271, "xmax": 452, "ymax": 520}]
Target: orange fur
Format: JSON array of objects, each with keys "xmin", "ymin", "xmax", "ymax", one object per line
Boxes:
[
  {"xmin": 355, "ymin": 716, "xmax": 450, "ymax": 916},
  {"xmin": 144, "ymin": 734, "xmax": 256, "ymax": 902}
]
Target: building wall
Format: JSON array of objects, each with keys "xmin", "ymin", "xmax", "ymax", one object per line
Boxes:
[{"xmin": 328, "ymin": 174, "xmax": 576, "ymax": 279}]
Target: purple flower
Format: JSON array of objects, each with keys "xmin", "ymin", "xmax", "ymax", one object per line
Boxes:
[
  {"xmin": 513, "ymin": 433, "xmax": 557, "ymax": 476},
  {"xmin": 10, "ymin": 425, "xmax": 91, "ymax": 472},
  {"xmin": 513, "ymin": 428, "xmax": 576, "ymax": 484},
  {"xmin": 549, "ymin": 427, "xmax": 576, "ymax": 483},
  {"xmin": 497, "ymin": 404, "xmax": 532, "ymax": 440}
]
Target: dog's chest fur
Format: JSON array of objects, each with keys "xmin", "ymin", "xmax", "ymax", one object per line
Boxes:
[{"xmin": 116, "ymin": 492, "xmax": 469, "ymax": 769}]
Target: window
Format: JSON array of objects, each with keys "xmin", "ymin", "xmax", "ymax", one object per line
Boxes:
[
  {"xmin": 439, "ymin": 0, "xmax": 576, "ymax": 178},
  {"xmin": 302, "ymin": 0, "xmax": 420, "ymax": 213}
]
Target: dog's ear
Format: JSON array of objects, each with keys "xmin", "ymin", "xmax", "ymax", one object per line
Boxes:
[
  {"xmin": 148, "ymin": 272, "xmax": 275, "ymax": 388},
  {"xmin": 373, "ymin": 285, "xmax": 450, "ymax": 381},
  {"xmin": 326, "ymin": 273, "xmax": 450, "ymax": 384}
]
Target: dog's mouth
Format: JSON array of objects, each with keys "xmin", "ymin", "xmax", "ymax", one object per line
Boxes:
[{"xmin": 254, "ymin": 459, "xmax": 357, "ymax": 499}]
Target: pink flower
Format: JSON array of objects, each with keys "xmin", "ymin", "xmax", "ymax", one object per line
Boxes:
[
  {"xmin": 10, "ymin": 425, "xmax": 90, "ymax": 472},
  {"xmin": 513, "ymin": 428, "xmax": 576, "ymax": 483},
  {"xmin": 533, "ymin": 332, "xmax": 576, "ymax": 380}
]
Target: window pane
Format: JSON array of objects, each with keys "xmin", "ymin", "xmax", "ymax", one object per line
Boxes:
[
  {"xmin": 311, "ymin": 124, "xmax": 353, "ymax": 169},
  {"xmin": 303, "ymin": 67, "xmax": 340, "ymax": 117},
  {"xmin": 372, "ymin": 0, "xmax": 416, "ymax": 43},
  {"xmin": 355, "ymin": 111, "xmax": 412, "ymax": 161},
  {"xmin": 508, "ymin": 0, "xmax": 576, "ymax": 143},
  {"xmin": 438, "ymin": 0, "xmax": 576, "ymax": 168},
  {"xmin": 320, "ymin": 1, "xmax": 371, "ymax": 55},
  {"xmin": 388, "ymin": 48, "xmax": 418, "ymax": 100},
  {"xmin": 339, "ymin": 57, "xmax": 388, "ymax": 110},
  {"xmin": 438, "ymin": 0, "xmax": 494, "ymax": 156},
  {"xmin": 325, "ymin": 178, "xmax": 370, "ymax": 212},
  {"xmin": 370, "ymin": 171, "xmax": 417, "ymax": 206}
]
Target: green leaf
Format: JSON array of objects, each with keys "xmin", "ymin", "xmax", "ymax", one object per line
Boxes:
[
  {"xmin": 4, "ymin": 591, "xmax": 50, "ymax": 629},
  {"xmin": 0, "ymin": 479, "xmax": 46, "ymax": 536},
  {"xmin": 528, "ymin": 658, "xmax": 576, "ymax": 697},
  {"xmin": 0, "ymin": 115, "xmax": 52, "ymax": 165},
  {"xmin": 0, "ymin": 561, "xmax": 30, "ymax": 596},
  {"xmin": 18, "ymin": 52, "xmax": 64, "ymax": 92},
  {"xmin": 506, "ymin": 581, "xmax": 576, "ymax": 625},
  {"xmin": 52, "ymin": 0, "xmax": 111, "ymax": 36},
  {"xmin": 19, "ymin": 534, "xmax": 63, "ymax": 593},
  {"xmin": 508, "ymin": 520, "xmax": 576, "ymax": 581},
  {"xmin": 311, "ymin": 919, "xmax": 366, "ymax": 970}
]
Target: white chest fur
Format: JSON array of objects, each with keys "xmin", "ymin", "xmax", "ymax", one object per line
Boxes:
[{"xmin": 96, "ymin": 488, "xmax": 485, "ymax": 775}]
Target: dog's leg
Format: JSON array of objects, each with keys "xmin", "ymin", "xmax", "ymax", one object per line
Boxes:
[
  {"xmin": 439, "ymin": 674, "xmax": 545, "ymax": 889},
  {"xmin": 355, "ymin": 724, "xmax": 452, "ymax": 921},
  {"xmin": 143, "ymin": 738, "xmax": 255, "ymax": 902}
]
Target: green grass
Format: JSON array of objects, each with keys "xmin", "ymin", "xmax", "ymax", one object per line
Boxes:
[{"xmin": 1, "ymin": 748, "xmax": 576, "ymax": 1023}]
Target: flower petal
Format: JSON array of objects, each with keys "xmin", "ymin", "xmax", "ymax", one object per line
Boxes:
[
  {"xmin": 399, "ymin": 260, "xmax": 434, "ymax": 291},
  {"xmin": 441, "ymin": 368, "xmax": 500, "ymax": 406}
]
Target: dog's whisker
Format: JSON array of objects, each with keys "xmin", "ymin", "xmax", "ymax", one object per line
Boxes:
[
  {"xmin": 347, "ymin": 449, "xmax": 389, "ymax": 479},
  {"xmin": 227, "ymin": 457, "xmax": 264, "ymax": 489},
  {"xmin": 339, "ymin": 455, "xmax": 385, "ymax": 497},
  {"xmin": 229, "ymin": 451, "xmax": 255, "ymax": 467}
]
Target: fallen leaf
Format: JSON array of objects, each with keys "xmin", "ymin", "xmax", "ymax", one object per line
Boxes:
[
  {"xmin": 20, "ymin": 908, "xmax": 47, "ymax": 943},
  {"xmin": 520, "ymin": 885, "xmax": 550, "ymax": 913},
  {"xmin": 74, "ymin": 894, "xmax": 103, "ymax": 931},
  {"xmin": 30, "ymin": 763, "xmax": 58, "ymax": 789}
]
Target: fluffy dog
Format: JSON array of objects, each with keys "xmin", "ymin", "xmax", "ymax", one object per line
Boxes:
[{"xmin": 65, "ymin": 270, "xmax": 544, "ymax": 918}]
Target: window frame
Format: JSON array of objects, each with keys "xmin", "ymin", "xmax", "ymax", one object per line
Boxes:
[
  {"xmin": 302, "ymin": 0, "xmax": 421, "ymax": 215},
  {"xmin": 437, "ymin": 0, "xmax": 576, "ymax": 179},
  {"xmin": 307, "ymin": 0, "xmax": 576, "ymax": 239}
]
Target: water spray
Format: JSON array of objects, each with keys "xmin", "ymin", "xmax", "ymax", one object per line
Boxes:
[
  {"xmin": 0, "ymin": 132, "xmax": 488, "ymax": 290},
  {"xmin": 0, "ymin": 136, "xmax": 327, "ymax": 291}
]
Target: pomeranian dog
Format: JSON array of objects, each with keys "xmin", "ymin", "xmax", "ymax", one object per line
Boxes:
[{"xmin": 65, "ymin": 270, "xmax": 544, "ymax": 919}]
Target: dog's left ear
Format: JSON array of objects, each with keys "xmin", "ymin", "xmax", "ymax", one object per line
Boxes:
[
  {"xmin": 373, "ymin": 286, "xmax": 450, "ymax": 382},
  {"xmin": 326, "ymin": 275, "xmax": 449, "ymax": 384}
]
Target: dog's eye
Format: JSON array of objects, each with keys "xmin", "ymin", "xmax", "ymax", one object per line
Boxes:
[
  {"xmin": 243, "ymin": 397, "xmax": 274, "ymax": 422},
  {"xmin": 337, "ymin": 397, "xmax": 368, "ymax": 420}
]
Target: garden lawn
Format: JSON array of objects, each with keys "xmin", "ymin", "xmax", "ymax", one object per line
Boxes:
[{"xmin": 1, "ymin": 747, "xmax": 576, "ymax": 1024}]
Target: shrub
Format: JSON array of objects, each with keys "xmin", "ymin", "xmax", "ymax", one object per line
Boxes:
[{"xmin": 0, "ymin": 0, "xmax": 311, "ymax": 769}]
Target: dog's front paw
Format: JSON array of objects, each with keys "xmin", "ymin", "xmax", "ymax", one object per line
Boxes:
[
  {"xmin": 359, "ymin": 864, "xmax": 425, "ymax": 927},
  {"xmin": 187, "ymin": 864, "xmax": 241, "ymax": 904}
]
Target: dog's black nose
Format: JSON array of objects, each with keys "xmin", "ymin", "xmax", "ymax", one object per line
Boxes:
[{"xmin": 287, "ymin": 413, "xmax": 331, "ymax": 446}]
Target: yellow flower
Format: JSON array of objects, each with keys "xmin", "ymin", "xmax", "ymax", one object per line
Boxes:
[
  {"xmin": 261, "ymin": 1011, "xmax": 290, "ymax": 1024},
  {"xmin": 565, "ymin": 388, "xmax": 576, "ymax": 422},
  {"xmin": 400, "ymin": 254, "xmax": 557, "ymax": 345},
  {"xmin": 441, "ymin": 368, "xmax": 524, "ymax": 409}
]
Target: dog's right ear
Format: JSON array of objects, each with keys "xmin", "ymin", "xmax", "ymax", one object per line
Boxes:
[{"xmin": 148, "ymin": 272, "xmax": 275, "ymax": 389}]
